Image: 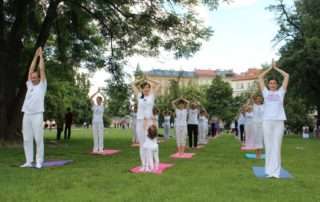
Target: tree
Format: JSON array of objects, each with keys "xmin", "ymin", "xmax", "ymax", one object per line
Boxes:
[
  {"xmin": 0, "ymin": 0, "xmax": 224, "ymax": 141},
  {"xmin": 268, "ymin": 0, "xmax": 320, "ymax": 130},
  {"xmin": 206, "ymin": 76, "xmax": 234, "ymax": 123}
]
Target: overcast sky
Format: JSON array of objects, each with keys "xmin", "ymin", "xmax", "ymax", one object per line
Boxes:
[{"xmin": 89, "ymin": 0, "xmax": 294, "ymax": 93}]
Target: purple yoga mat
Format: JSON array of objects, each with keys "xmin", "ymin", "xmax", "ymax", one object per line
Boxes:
[{"xmin": 33, "ymin": 160, "xmax": 73, "ymax": 168}]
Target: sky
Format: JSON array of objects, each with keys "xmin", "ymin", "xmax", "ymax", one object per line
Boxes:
[{"xmin": 89, "ymin": 0, "xmax": 294, "ymax": 93}]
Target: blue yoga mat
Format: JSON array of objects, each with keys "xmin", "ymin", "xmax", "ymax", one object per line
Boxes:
[
  {"xmin": 252, "ymin": 166, "xmax": 293, "ymax": 179},
  {"xmin": 245, "ymin": 153, "xmax": 265, "ymax": 159},
  {"xmin": 32, "ymin": 160, "xmax": 73, "ymax": 168}
]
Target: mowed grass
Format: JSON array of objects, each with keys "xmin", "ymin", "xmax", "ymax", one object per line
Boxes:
[{"xmin": 0, "ymin": 128, "xmax": 319, "ymax": 202}]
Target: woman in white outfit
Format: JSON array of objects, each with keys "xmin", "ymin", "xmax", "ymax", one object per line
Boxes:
[
  {"xmin": 244, "ymin": 104, "xmax": 255, "ymax": 148},
  {"xmin": 258, "ymin": 60, "xmax": 289, "ymax": 178},
  {"xmin": 172, "ymin": 98, "xmax": 189, "ymax": 154},
  {"xmin": 90, "ymin": 89, "xmax": 105, "ymax": 153},
  {"xmin": 132, "ymin": 79, "xmax": 160, "ymax": 170},
  {"xmin": 163, "ymin": 111, "xmax": 171, "ymax": 140},
  {"xmin": 198, "ymin": 109, "xmax": 209, "ymax": 145},
  {"xmin": 252, "ymin": 95, "xmax": 264, "ymax": 159}
]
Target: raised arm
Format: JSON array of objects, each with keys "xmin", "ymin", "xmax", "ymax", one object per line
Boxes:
[
  {"xmin": 258, "ymin": 66, "xmax": 272, "ymax": 92},
  {"xmin": 89, "ymin": 89, "xmax": 99, "ymax": 105},
  {"xmin": 38, "ymin": 47, "xmax": 46, "ymax": 81},
  {"xmin": 147, "ymin": 78, "xmax": 160, "ymax": 95},
  {"xmin": 132, "ymin": 80, "xmax": 141, "ymax": 96},
  {"xmin": 274, "ymin": 66, "xmax": 289, "ymax": 91},
  {"xmin": 28, "ymin": 48, "xmax": 40, "ymax": 81}
]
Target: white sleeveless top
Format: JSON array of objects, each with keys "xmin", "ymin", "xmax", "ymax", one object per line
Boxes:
[
  {"xmin": 164, "ymin": 116, "xmax": 171, "ymax": 124},
  {"xmin": 175, "ymin": 109, "xmax": 187, "ymax": 126},
  {"xmin": 137, "ymin": 93, "xmax": 155, "ymax": 120}
]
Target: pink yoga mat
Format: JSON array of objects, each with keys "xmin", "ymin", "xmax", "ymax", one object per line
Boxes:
[
  {"xmin": 170, "ymin": 152, "xmax": 195, "ymax": 159},
  {"xmin": 241, "ymin": 146, "xmax": 258, "ymax": 151},
  {"xmin": 91, "ymin": 149, "xmax": 120, "ymax": 156},
  {"xmin": 129, "ymin": 163, "xmax": 174, "ymax": 174}
]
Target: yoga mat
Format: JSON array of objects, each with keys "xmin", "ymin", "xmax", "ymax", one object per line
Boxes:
[
  {"xmin": 30, "ymin": 160, "xmax": 73, "ymax": 168},
  {"xmin": 170, "ymin": 152, "xmax": 195, "ymax": 159},
  {"xmin": 91, "ymin": 149, "xmax": 120, "ymax": 156},
  {"xmin": 197, "ymin": 145, "xmax": 205, "ymax": 149},
  {"xmin": 129, "ymin": 163, "xmax": 174, "ymax": 174},
  {"xmin": 131, "ymin": 143, "xmax": 140, "ymax": 147},
  {"xmin": 252, "ymin": 166, "xmax": 293, "ymax": 179},
  {"xmin": 245, "ymin": 153, "xmax": 265, "ymax": 159},
  {"xmin": 241, "ymin": 146, "xmax": 257, "ymax": 151}
]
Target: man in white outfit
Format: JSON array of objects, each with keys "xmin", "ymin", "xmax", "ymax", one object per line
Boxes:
[
  {"xmin": 21, "ymin": 47, "xmax": 47, "ymax": 169},
  {"xmin": 258, "ymin": 59, "xmax": 289, "ymax": 178}
]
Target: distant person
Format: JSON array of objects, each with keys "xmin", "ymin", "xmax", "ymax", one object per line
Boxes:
[
  {"xmin": 163, "ymin": 110, "xmax": 171, "ymax": 140},
  {"xmin": 56, "ymin": 114, "xmax": 64, "ymax": 141},
  {"xmin": 198, "ymin": 108, "xmax": 209, "ymax": 145},
  {"xmin": 172, "ymin": 97, "xmax": 189, "ymax": 154},
  {"xmin": 21, "ymin": 47, "xmax": 47, "ymax": 169},
  {"xmin": 64, "ymin": 108, "xmax": 73, "ymax": 140},
  {"xmin": 90, "ymin": 89, "xmax": 105, "ymax": 153},
  {"xmin": 187, "ymin": 101, "xmax": 200, "ymax": 149},
  {"xmin": 238, "ymin": 109, "xmax": 246, "ymax": 144}
]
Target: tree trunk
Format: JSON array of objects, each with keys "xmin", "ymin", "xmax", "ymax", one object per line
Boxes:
[{"xmin": 0, "ymin": 0, "xmax": 60, "ymax": 141}]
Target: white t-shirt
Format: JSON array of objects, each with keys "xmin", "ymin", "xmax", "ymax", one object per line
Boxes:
[
  {"xmin": 187, "ymin": 109, "xmax": 199, "ymax": 125},
  {"xmin": 262, "ymin": 87, "xmax": 286, "ymax": 121},
  {"xmin": 253, "ymin": 104, "xmax": 264, "ymax": 123},
  {"xmin": 92, "ymin": 105, "xmax": 104, "ymax": 124},
  {"xmin": 137, "ymin": 93, "xmax": 154, "ymax": 120},
  {"xmin": 175, "ymin": 109, "xmax": 187, "ymax": 126},
  {"xmin": 22, "ymin": 80, "xmax": 47, "ymax": 114},
  {"xmin": 199, "ymin": 116, "xmax": 208, "ymax": 127},
  {"xmin": 164, "ymin": 116, "xmax": 171, "ymax": 124}
]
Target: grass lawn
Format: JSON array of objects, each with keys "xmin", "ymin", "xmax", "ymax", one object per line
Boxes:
[{"xmin": 0, "ymin": 128, "xmax": 319, "ymax": 202}]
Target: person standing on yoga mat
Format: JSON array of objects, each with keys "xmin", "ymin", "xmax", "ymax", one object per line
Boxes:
[
  {"xmin": 198, "ymin": 108, "xmax": 209, "ymax": 145},
  {"xmin": 172, "ymin": 97, "xmax": 189, "ymax": 154},
  {"xmin": 244, "ymin": 103, "xmax": 254, "ymax": 148},
  {"xmin": 252, "ymin": 95, "xmax": 264, "ymax": 159},
  {"xmin": 90, "ymin": 88, "xmax": 105, "ymax": 153},
  {"xmin": 187, "ymin": 101, "xmax": 200, "ymax": 149},
  {"xmin": 258, "ymin": 59, "xmax": 289, "ymax": 178},
  {"xmin": 21, "ymin": 47, "xmax": 47, "ymax": 169},
  {"xmin": 132, "ymin": 78, "xmax": 160, "ymax": 170}
]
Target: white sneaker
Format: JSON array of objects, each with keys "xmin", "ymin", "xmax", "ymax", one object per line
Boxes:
[
  {"xmin": 35, "ymin": 163, "xmax": 42, "ymax": 169},
  {"xmin": 20, "ymin": 163, "xmax": 32, "ymax": 168}
]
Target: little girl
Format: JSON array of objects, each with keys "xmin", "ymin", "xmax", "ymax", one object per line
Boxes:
[
  {"xmin": 141, "ymin": 125, "xmax": 159, "ymax": 172},
  {"xmin": 163, "ymin": 111, "xmax": 171, "ymax": 140}
]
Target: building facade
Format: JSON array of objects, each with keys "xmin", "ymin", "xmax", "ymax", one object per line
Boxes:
[{"xmin": 140, "ymin": 68, "xmax": 261, "ymax": 97}]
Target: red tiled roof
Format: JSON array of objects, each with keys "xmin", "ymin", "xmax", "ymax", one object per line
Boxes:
[
  {"xmin": 195, "ymin": 69, "xmax": 216, "ymax": 77},
  {"xmin": 231, "ymin": 68, "xmax": 261, "ymax": 81}
]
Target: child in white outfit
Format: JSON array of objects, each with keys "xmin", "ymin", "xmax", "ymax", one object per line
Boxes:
[{"xmin": 141, "ymin": 125, "xmax": 159, "ymax": 172}]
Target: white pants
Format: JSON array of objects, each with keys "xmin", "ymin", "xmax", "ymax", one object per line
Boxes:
[
  {"xmin": 92, "ymin": 122, "xmax": 104, "ymax": 152},
  {"xmin": 132, "ymin": 120, "xmax": 138, "ymax": 143},
  {"xmin": 163, "ymin": 123, "xmax": 170, "ymax": 140},
  {"xmin": 141, "ymin": 143, "xmax": 159, "ymax": 171},
  {"xmin": 22, "ymin": 113, "xmax": 44, "ymax": 165},
  {"xmin": 263, "ymin": 120, "xmax": 284, "ymax": 177},
  {"xmin": 253, "ymin": 122, "xmax": 264, "ymax": 149},
  {"xmin": 198, "ymin": 124, "xmax": 208, "ymax": 144},
  {"xmin": 175, "ymin": 125, "xmax": 187, "ymax": 147},
  {"xmin": 136, "ymin": 119, "xmax": 154, "ymax": 165},
  {"xmin": 244, "ymin": 122, "xmax": 255, "ymax": 148}
]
